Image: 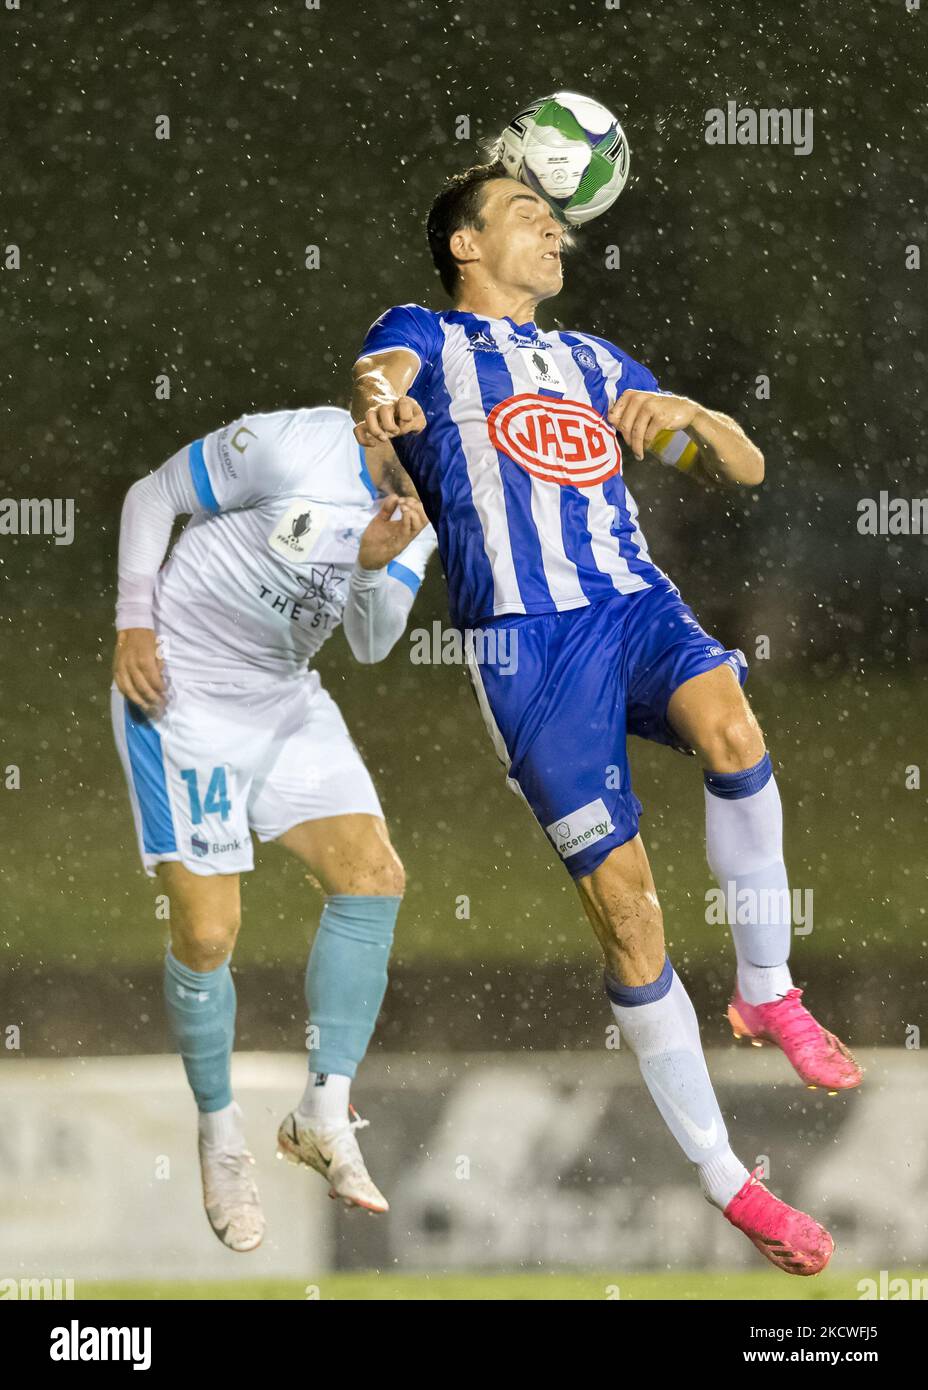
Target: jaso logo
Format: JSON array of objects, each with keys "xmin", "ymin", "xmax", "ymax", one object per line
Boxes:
[{"xmin": 487, "ymin": 394, "xmax": 621, "ymax": 487}]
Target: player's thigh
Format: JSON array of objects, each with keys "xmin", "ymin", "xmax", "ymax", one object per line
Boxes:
[
  {"xmin": 623, "ymin": 584, "xmax": 750, "ymax": 761},
  {"xmin": 575, "ymin": 833, "xmax": 666, "ymax": 985},
  {"xmin": 111, "ymin": 682, "xmax": 266, "ymax": 880},
  {"xmin": 277, "ymin": 814, "xmax": 405, "ymax": 896},
  {"xmin": 468, "ymin": 605, "xmax": 640, "ymax": 879},
  {"xmin": 248, "ymin": 682, "xmax": 395, "ymax": 891},
  {"xmin": 157, "ymin": 860, "xmax": 242, "ymax": 970},
  {"xmin": 666, "ymin": 663, "xmax": 765, "ymax": 772}
]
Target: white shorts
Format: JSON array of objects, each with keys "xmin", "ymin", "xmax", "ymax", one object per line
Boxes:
[{"xmin": 111, "ymin": 671, "xmax": 382, "ymax": 876}]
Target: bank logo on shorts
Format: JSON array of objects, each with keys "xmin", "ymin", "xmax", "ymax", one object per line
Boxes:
[
  {"xmin": 487, "ymin": 394, "xmax": 622, "ymax": 488},
  {"xmin": 547, "ymin": 798, "xmax": 615, "ymax": 859},
  {"xmin": 268, "ymin": 500, "xmax": 330, "ymax": 560}
]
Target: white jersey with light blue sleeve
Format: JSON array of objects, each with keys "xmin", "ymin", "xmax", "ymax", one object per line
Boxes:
[
  {"xmin": 144, "ymin": 406, "xmax": 435, "ymax": 681},
  {"xmin": 342, "ymin": 521, "xmax": 435, "ymax": 664}
]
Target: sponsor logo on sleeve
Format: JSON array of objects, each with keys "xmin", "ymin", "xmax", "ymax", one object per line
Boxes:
[{"xmin": 216, "ymin": 424, "xmax": 257, "ymax": 480}]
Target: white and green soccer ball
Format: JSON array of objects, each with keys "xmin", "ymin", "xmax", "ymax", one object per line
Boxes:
[{"xmin": 495, "ymin": 91, "xmax": 630, "ymax": 226}]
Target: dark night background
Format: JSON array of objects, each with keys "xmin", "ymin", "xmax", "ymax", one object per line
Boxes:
[{"xmin": 0, "ymin": 1, "xmax": 925, "ymax": 1053}]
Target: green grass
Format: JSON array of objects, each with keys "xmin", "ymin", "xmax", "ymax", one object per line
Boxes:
[
  {"xmin": 76, "ymin": 1270, "xmax": 924, "ymax": 1301},
  {"xmin": 2, "ymin": 602, "xmax": 925, "ymax": 968}
]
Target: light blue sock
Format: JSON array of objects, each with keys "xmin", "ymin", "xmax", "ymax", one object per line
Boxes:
[
  {"xmin": 306, "ymin": 895, "xmax": 400, "ymax": 1079},
  {"xmin": 163, "ymin": 949, "xmax": 236, "ymax": 1113}
]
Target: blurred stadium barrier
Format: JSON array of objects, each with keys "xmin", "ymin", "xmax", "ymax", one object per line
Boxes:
[
  {"xmin": 0, "ymin": 1055, "xmax": 331, "ymax": 1284},
  {"xmin": 1, "ymin": 1051, "xmax": 924, "ymax": 1282}
]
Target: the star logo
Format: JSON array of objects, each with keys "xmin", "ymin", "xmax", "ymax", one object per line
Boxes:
[{"xmin": 293, "ymin": 563, "xmax": 346, "ymax": 603}]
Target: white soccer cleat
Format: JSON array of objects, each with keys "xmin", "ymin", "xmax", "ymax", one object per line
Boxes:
[
  {"xmin": 277, "ymin": 1106, "xmax": 389, "ymax": 1214},
  {"xmin": 198, "ymin": 1140, "xmax": 266, "ymax": 1252}
]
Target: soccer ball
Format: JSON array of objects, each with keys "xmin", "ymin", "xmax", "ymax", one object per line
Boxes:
[{"xmin": 494, "ymin": 92, "xmax": 630, "ymax": 226}]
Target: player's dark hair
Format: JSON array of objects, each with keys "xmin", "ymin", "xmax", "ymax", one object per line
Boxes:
[{"xmin": 426, "ymin": 162, "xmax": 507, "ymax": 298}]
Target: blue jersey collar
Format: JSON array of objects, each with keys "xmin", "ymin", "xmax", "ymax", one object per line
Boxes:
[
  {"xmin": 503, "ymin": 316, "xmax": 537, "ymax": 335},
  {"xmin": 444, "ymin": 309, "xmax": 538, "ymax": 337}
]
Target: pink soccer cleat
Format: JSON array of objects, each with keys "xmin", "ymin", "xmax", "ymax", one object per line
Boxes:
[
  {"xmin": 724, "ymin": 1170, "xmax": 834, "ymax": 1276},
  {"xmin": 727, "ymin": 986, "xmax": 863, "ymax": 1092}
]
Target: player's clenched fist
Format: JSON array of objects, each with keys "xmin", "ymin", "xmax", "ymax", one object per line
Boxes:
[
  {"xmin": 353, "ymin": 395, "xmax": 426, "ymax": 447},
  {"xmin": 358, "ymin": 493, "xmax": 429, "ymax": 570},
  {"xmin": 113, "ymin": 627, "xmax": 166, "ymax": 715},
  {"xmin": 609, "ymin": 390, "xmax": 699, "ymax": 461}
]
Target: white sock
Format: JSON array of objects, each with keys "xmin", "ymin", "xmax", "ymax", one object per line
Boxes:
[
  {"xmin": 607, "ymin": 962, "xmax": 750, "ymax": 1207},
  {"xmin": 704, "ymin": 757, "xmax": 794, "ymax": 1005},
  {"xmin": 296, "ymin": 1071, "xmax": 351, "ymax": 1124},
  {"xmin": 737, "ymin": 960, "xmax": 794, "ymax": 1005},
  {"xmin": 198, "ymin": 1100, "xmax": 246, "ymax": 1151},
  {"xmin": 698, "ymin": 1149, "xmax": 752, "ymax": 1209}
]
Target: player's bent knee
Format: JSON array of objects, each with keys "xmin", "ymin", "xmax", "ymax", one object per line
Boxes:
[
  {"xmin": 389, "ymin": 858, "xmax": 406, "ymax": 897},
  {"xmin": 367, "ymin": 848, "xmax": 406, "ymax": 898},
  {"xmin": 699, "ymin": 716, "xmax": 764, "ymax": 774},
  {"xmin": 171, "ymin": 914, "xmax": 241, "ymax": 970},
  {"xmin": 319, "ymin": 843, "xmax": 405, "ymax": 898},
  {"xmin": 346, "ymin": 822, "xmax": 406, "ymax": 896}
]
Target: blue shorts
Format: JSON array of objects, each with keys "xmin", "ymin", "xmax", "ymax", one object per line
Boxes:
[{"xmin": 468, "ymin": 583, "xmax": 747, "ymax": 880}]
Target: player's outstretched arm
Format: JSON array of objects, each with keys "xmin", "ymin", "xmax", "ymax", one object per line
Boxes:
[
  {"xmin": 352, "ymin": 349, "xmax": 426, "ymax": 446},
  {"xmin": 609, "ymin": 390, "xmax": 765, "ymax": 487},
  {"xmin": 342, "ymin": 495, "xmax": 434, "ymax": 664}
]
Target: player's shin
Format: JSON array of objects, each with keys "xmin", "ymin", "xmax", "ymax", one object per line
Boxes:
[
  {"xmin": 606, "ymin": 958, "xmax": 750, "ymax": 1208},
  {"xmin": 163, "ymin": 949, "xmax": 240, "ymax": 1143},
  {"xmin": 704, "ymin": 753, "xmax": 793, "ymax": 1005},
  {"xmin": 298, "ymin": 894, "xmax": 401, "ymax": 1120}
]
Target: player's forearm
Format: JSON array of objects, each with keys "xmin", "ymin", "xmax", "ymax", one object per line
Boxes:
[
  {"xmin": 686, "ymin": 407, "xmax": 764, "ymax": 486},
  {"xmin": 116, "ymin": 452, "xmax": 198, "ymax": 629},
  {"xmin": 352, "ymin": 360, "xmax": 401, "ymax": 419},
  {"xmin": 352, "ymin": 348, "xmax": 421, "ymax": 420},
  {"xmin": 116, "ymin": 481, "xmax": 173, "ymax": 629},
  {"xmin": 342, "ymin": 565, "xmax": 416, "ymax": 664}
]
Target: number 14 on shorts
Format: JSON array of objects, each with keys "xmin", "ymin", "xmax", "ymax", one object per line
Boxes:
[{"xmin": 181, "ymin": 766, "xmax": 232, "ymax": 823}]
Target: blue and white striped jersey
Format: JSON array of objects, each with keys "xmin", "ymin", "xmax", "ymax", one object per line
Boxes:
[{"xmin": 360, "ymin": 304, "xmax": 673, "ymax": 630}]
